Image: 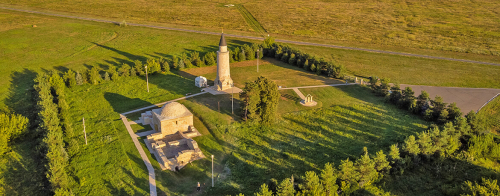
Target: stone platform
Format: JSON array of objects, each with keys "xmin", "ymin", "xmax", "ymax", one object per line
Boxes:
[{"xmin": 203, "ymin": 86, "xmax": 242, "ymax": 95}]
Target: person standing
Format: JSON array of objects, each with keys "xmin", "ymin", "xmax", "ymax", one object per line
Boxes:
[{"xmin": 197, "ymin": 182, "xmax": 201, "ymax": 191}]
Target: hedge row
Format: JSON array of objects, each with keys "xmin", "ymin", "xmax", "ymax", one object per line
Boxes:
[
  {"xmin": 34, "ymin": 72, "xmax": 73, "ymax": 195},
  {"xmin": 261, "ymin": 37, "xmax": 346, "ymax": 79}
]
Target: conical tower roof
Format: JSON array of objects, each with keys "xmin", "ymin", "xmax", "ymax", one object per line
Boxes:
[{"xmin": 219, "ymin": 33, "xmax": 227, "ymax": 46}]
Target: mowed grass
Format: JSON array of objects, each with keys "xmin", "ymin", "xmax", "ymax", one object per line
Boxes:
[
  {"xmin": 478, "ymin": 96, "xmax": 500, "ymax": 134},
  {"xmin": 178, "ymin": 85, "xmax": 429, "ymax": 195},
  {"xmin": 185, "ymin": 58, "xmax": 344, "ymax": 88},
  {"xmin": 3, "ymin": 0, "xmax": 500, "ymax": 57}
]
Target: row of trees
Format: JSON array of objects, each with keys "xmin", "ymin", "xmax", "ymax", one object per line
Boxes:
[
  {"xmin": 262, "ymin": 37, "xmax": 346, "ymax": 79},
  {"xmin": 60, "ymin": 43, "xmax": 265, "ymax": 88},
  {"xmin": 240, "ymin": 77, "xmax": 281, "ymax": 125},
  {"xmin": 34, "ymin": 72, "xmax": 73, "ymax": 195},
  {"xmin": 0, "ymin": 113, "xmax": 29, "ymax": 154},
  {"xmin": 248, "ymin": 113, "xmax": 486, "ymax": 196},
  {"xmin": 369, "ymin": 77, "xmax": 463, "ymax": 124}
]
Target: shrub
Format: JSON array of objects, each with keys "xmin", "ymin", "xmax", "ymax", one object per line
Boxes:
[
  {"xmin": 146, "ymin": 58, "xmax": 161, "ymax": 74},
  {"xmin": 89, "ymin": 66, "xmax": 100, "ymax": 85},
  {"xmin": 239, "ymin": 49, "xmax": 246, "ymax": 61},
  {"xmin": 173, "ymin": 56, "xmax": 179, "ymax": 69},
  {"xmin": 63, "ymin": 69, "xmax": 76, "ymax": 88},
  {"xmin": 310, "ymin": 63, "xmax": 316, "ymax": 72},
  {"xmin": 104, "ymin": 72, "xmax": 110, "ymax": 81},
  {"xmin": 75, "ymin": 71, "xmax": 83, "ymax": 85},
  {"xmin": 118, "ymin": 63, "xmax": 131, "ymax": 77},
  {"xmin": 134, "ymin": 60, "xmax": 145, "ymax": 76},
  {"xmin": 0, "ymin": 113, "xmax": 29, "ymax": 154},
  {"xmin": 303, "ymin": 59, "xmax": 309, "ymax": 70}
]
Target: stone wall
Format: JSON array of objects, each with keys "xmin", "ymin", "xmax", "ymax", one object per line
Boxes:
[{"xmin": 159, "ymin": 115, "xmax": 193, "ymax": 136}]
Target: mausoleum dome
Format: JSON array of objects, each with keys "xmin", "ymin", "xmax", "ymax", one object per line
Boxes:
[{"xmin": 160, "ymin": 102, "xmax": 189, "ymax": 118}]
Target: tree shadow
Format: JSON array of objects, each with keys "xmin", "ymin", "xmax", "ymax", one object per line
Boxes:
[
  {"xmin": 104, "ymin": 92, "xmax": 153, "ymax": 114},
  {"xmin": 4, "ymin": 69, "xmax": 37, "ymax": 119}
]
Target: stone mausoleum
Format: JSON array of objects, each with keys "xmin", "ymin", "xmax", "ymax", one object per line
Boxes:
[{"xmin": 140, "ymin": 102, "xmax": 204, "ymax": 171}]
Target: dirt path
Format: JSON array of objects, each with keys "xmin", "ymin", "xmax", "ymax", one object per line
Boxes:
[{"xmin": 1, "ymin": 6, "xmax": 500, "ymax": 67}]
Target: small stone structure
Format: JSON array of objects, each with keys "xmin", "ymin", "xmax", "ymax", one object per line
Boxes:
[
  {"xmin": 300, "ymin": 94, "xmax": 317, "ymax": 107},
  {"xmin": 140, "ymin": 102, "xmax": 204, "ymax": 171},
  {"xmin": 195, "ymin": 76, "xmax": 207, "ymax": 88}
]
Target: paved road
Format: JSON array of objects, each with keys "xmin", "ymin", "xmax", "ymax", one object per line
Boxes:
[
  {"xmin": 2, "ymin": 6, "xmax": 500, "ymax": 67},
  {"xmin": 120, "ymin": 115, "xmax": 157, "ymax": 196},
  {"xmin": 400, "ymin": 85, "xmax": 500, "ymax": 114}
]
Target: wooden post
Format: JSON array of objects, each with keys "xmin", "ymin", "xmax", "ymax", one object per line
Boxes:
[
  {"xmin": 83, "ymin": 117, "xmax": 87, "ymax": 145},
  {"xmin": 211, "ymin": 155, "xmax": 214, "ymax": 187}
]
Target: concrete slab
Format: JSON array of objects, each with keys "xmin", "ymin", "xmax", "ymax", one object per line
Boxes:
[
  {"xmin": 400, "ymin": 85, "xmax": 500, "ymax": 114},
  {"xmin": 203, "ymin": 86, "xmax": 242, "ymax": 95}
]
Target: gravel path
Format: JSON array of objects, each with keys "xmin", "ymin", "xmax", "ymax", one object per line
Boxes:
[{"xmin": 1, "ymin": 6, "xmax": 499, "ymax": 66}]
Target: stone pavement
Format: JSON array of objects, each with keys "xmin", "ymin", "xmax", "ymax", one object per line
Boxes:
[
  {"xmin": 292, "ymin": 88, "xmax": 306, "ymax": 100},
  {"xmin": 120, "ymin": 116, "xmax": 157, "ymax": 196},
  {"xmin": 400, "ymin": 84, "xmax": 500, "ymax": 113}
]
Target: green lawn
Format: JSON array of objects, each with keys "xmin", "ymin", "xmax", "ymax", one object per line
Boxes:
[
  {"xmin": 178, "ymin": 85, "xmax": 429, "ymax": 195},
  {"xmin": 478, "ymin": 96, "xmax": 500, "ymax": 134}
]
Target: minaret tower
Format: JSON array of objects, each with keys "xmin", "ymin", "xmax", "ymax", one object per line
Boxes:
[{"xmin": 214, "ymin": 33, "xmax": 233, "ymax": 91}]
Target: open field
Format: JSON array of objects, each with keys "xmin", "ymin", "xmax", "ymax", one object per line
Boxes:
[
  {"xmin": 0, "ymin": 9, "xmax": 499, "ymax": 195},
  {"xmin": 2, "ymin": 0, "xmax": 500, "ymax": 57},
  {"xmin": 177, "ymin": 85, "xmax": 429, "ymax": 195}
]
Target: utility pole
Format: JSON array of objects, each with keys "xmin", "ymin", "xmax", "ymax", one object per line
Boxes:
[
  {"xmin": 145, "ymin": 65, "xmax": 149, "ymax": 92},
  {"xmin": 211, "ymin": 155, "xmax": 214, "ymax": 187},
  {"xmin": 231, "ymin": 83, "xmax": 234, "ymax": 114},
  {"xmin": 257, "ymin": 49, "xmax": 259, "ymax": 72},
  {"xmin": 218, "ymin": 101, "xmax": 220, "ymax": 112},
  {"xmin": 83, "ymin": 117, "xmax": 87, "ymax": 145}
]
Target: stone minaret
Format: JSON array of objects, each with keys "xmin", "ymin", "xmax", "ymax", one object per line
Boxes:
[{"xmin": 214, "ymin": 33, "xmax": 233, "ymax": 91}]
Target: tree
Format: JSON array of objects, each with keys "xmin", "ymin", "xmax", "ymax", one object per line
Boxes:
[
  {"xmin": 259, "ymin": 48, "xmax": 264, "ymax": 59},
  {"xmin": 173, "ymin": 56, "xmax": 179, "ymax": 69},
  {"xmin": 240, "ymin": 81, "xmax": 261, "ymax": 122},
  {"xmin": 204, "ymin": 52, "xmax": 216, "ymax": 66},
  {"xmin": 431, "ymin": 96, "xmax": 447, "ymax": 121},
  {"xmin": 89, "ymin": 66, "xmax": 100, "ymax": 85},
  {"xmin": 463, "ymin": 178, "xmax": 500, "ymax": 196},
  {"xmin": 109, "ymin": 65, "xmax": 119, "ymax": 81},
  {"xmin": 447, "ymin": 102, "xmax": 462, "ymax": 121},
  {"xmin": 75, "ymin": 71, "xmax": 83, "ymax": 85},
  {"xmin": 104, "ymin": 72, "xmax": 110, "ymax": 81},
  {"xmin": 281, "ymin": 52, "xmax": 289, "ymax": 63},
  {"xmin": 134, "ymin": 60, "xmax": 145, "ymax": 76},
  {"xmin": 184, "ymin": 58, "xmax": 194, "ymax": 68},
  {"xmin": 263, "ymin": 36, "xmax": 275, "ymax": 49},
  {"xmin": 81, "ymin": 69, "xmax": 89, "ymax": 84},
  {"xmin": 160, "ymin": 58, "xmax": 170, "ymax": 72},
  {"xmin": 147, "ymin": 58, "xmax": 161, "ymax": 74},
  {"xmin": 466, "ymin": 110, "xmax": 483, "ymax": 133},
  {"xmin": 416, "ymin": 91, "xmax": 430, "ymax": 115},
  {"xmin": 0, "ymin": 113, "xmax": 29, "ymax": 154},
  {"xmin": 378, "ymin": 78, "xmax": 390, "ymax": 96},
  {"xmin": 275, "ymin": 45, "xmax": 284, "ymax": 60},
  {"xmin": 310, "ymin": 63, "xmax": 316, "ymax": 72},
  {"xmin": 373, "ymin": 150, "xmax": 391, "ymax": 173},
  {"xmin": 389, "ymin": 144, "xmax": 401, "ymax": 163},
  {"xmin": 244, "ymin": 44, "xmax": 254, "ymax": 60},
  {"xmin": 277, "ymin": 178, "xmax": 295, "ymax": 196},
  {"xmin": 288, "ymin": 53, "xmax": 296, "ymax": 65},
  {"xmin": 256, "ymin": 77, "xmax": 280, "ymax": 124},
  {"xmin": 239, "ymin": 48, "xmax": 246, "ymax": 61},
  {"xmin": 356, "ymin": 147, "xmax": 378, "ymax": 187},
  {"xmin": 389, "ymin": 84, "xmax": 402, "ymax": 104},
  {"xmin": 234, "ymin": 47, "xmax": 240, "ymax": 61},
  {"xmin": 438, "ymin": 109, "xmax": 449, "ymax": 124},
  {"xmin": 369, "ymin": 76, "xmax": 379, "ymax": 92},
  {"xmin": 63, "ymin": 70, "xmax": 76, "ymax": 88},
  {"xmin": 255, "ymin": 184, "xmax": 273, "ymax": 196},
  {"xmin": 118, "ymin": 63, "xmax": 131, "ymax": 77},
  {"xmin": 303, "ymin": 59, "xmax": 309, "ymax": 71},
  {"xmin": 130, "ymin": 67, "xmax": 136, "ymax": 77},
  {"xmin": 404, "ymin": 135, "xmax": 420, "ymax": 157},
  {"xmin": 178, "ymin": 59, "xmax": 185, "ymax": 69},
  {"xmin": 321, "ymin": 163, "xmax": 339, "ymax": 196},
  {"xmin": 400, "ymin": 87, "xmax": 415, "ymax": 110},
  {"xmin": 301, "ymin": 171, "xmax": 325, "ymax": 196},
  {"xmin": 416, "ymin": 131, "xmax": 433, "ymax": 159},
  {"xmin": 339, "ymin": 158, "xmax": 360, "ymax": 190}
]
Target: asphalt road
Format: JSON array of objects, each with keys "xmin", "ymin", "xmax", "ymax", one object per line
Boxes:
[{"xmin": 2, "ymin": 6, "xmax": 500, "ymax": 67}]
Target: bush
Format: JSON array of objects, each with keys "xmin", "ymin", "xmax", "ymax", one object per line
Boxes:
[
  {"xmin": 63, "ymin": 69, "xmax": 76, "ymax": 88},
  {"xmin": 239, "ymin": 49, "xmax": 246, "ymax": 61},
  {"xmin": 118, "ymin": 63, "xmax": 131, "ymax": 77},
  {"xmin": 134, "ymin": 60, "xmax": 145, "ymax": 76},
  {"xmin": 0, "ymin": 113, "xmax": 29, "ymax": 154},
  {"xmin": 75, "ymin": 71, "xmax": 83, "ymax": 85}
]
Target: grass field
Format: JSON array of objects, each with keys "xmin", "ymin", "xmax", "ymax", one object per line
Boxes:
[
  {"xmin": 2, "ymin": 0, "xmax": 500, "ymax": 57},
  {"xmin": 235, "ymin": 4, "xmax": 267, "ymax": 35},
  {"xmin": 0, "ymin": 9, "xmax": 498, "ymax": 195},
  {"xmin": 177, "ymin": 85, "xmax": 429, "ymax": 195},
  {"xmin": 478, "ymin": 96, "xmax": 500, "ymax": 134}
]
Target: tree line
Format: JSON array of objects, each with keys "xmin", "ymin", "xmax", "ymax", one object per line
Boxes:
[
  {"xmin": 261, "ymin": 37, "xmax": 346, "ymax": 79},
  {"xmin": 368, "ymin": 77, "xmax": 468, "ymax": 125},
  {"xmin": 244, "ymin": 111, "xmax": 493, "ymax": 196},
  {"xmin": 59, "ymin": 43, "xmax": 264, "ymax": 88},
  {"xmin": 34, "ymin": 72, "xmax": 74, "ymax": 195}
]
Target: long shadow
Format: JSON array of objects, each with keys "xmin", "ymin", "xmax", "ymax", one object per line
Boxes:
[
  {"xmin": 104, "ymin": 92, "xmax": 153, "ymax": 114},
  {"xmin": 5, "ymin": 69, "xmax": 38, "ymax": 119},
  {"xmin": 92, "ymin": 42, "xmax": 146, "ymax": 62},
  {"xmin": 375, "ymin": 157, "xmax": 500, "ymax": 195}
]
